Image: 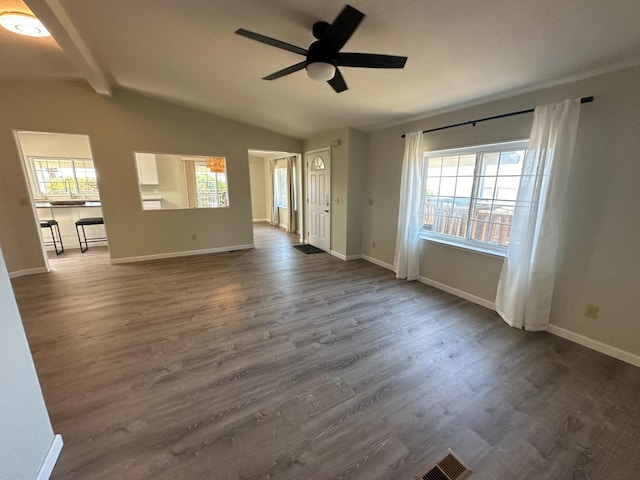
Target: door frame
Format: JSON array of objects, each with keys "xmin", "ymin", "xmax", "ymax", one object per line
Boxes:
[{"xmin": 304, "ymin": 147, "xmax": 331, "ymax": 250}]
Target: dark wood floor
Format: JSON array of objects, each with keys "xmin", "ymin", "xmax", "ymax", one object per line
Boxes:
[{"xmin": 12, "ymin": 223, "xmax": 640, "ymax": 479}]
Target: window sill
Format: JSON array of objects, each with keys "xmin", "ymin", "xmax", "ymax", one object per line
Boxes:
[{"xmin": 420, "ymin": 234, "xmax": 506, "ymax": 258}]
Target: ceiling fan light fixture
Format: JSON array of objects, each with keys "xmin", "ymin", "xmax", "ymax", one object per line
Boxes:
[
  {"xmin": 0, "ymin": 12, "xmax": 50, "ymax": 37},
  {"xmin": 306, "ymin": 62, "xmax": 336, "ymax": 81}
]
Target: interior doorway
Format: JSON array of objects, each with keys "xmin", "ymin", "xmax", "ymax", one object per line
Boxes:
[
  {"xmin": 13, "ymin": 130, "xmax": 108, "ymax": 270},
  {"xmin": 247, "ymin": 149, "xmax": 303, "ymax": 243},
  {"xmin": 305, "ymin": 147, "xmax": 331, "ymax": 252}
]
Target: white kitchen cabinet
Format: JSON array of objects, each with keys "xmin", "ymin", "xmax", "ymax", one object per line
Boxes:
[
  {"xmin": 135, "ymin": 153, "xmax": 159, "ymax": 185},
  {"xmin": 142, "ymin": 199, "xmax": 162, "ymax": 209}
]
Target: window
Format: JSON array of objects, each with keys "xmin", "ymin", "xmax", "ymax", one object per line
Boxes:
[
  {"xmin": 275, "ymin": 167, "xmax": 288, "ymax": 208},
  {"xmin": 422, "ymin": 140, "xmax": 527, "ymax": 254},
  {"xmin": 193, "ymin": 159, "xmax": 228, "ymax": 208},
  {"xmin": 29, "ymin": 157, "xmax": 98, "ymax": 197}
]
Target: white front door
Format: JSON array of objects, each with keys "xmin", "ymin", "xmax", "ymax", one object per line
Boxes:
[{"xmin": 306, "ymin": 148, "xmax": 331, "ymax": 252}]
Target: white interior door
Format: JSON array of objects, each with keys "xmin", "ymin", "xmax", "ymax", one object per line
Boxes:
[{"xmin": 306, "ymin": 148, "xmax": 331, "ymax": 252}]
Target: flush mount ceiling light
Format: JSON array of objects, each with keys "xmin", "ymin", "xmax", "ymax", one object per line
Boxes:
[
  {"xmin": 0, "ymin": 12, "xmax": 50, "ymax": 37},
  {"xmin": 306, "ymin": 61, "xmax": 336, "ymax": 81}
]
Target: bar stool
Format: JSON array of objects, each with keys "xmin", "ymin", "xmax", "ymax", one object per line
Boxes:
[
  {"xmin": 75, "ymin": 217, "xmax": 106, "ymax": 253},
  {"xmin": 39, "ymin": 219, "xmax": 64, "ymax": 255}
]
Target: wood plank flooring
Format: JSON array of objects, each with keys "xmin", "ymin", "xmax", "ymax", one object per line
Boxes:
[{"xmin": 12, "ymin": 223, "xmax": 640, "ymax": 479}]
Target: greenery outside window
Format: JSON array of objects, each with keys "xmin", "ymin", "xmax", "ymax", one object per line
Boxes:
[
  {"xmin": 193, "ymin": 161, "xmax": 229, "ymax": 208},
  {"xmin": 422, "ymin": 140, "xmax": 528, "ymax": 254},
  {"xmin": 29, "ymin": 157, "xmax": 98, "ymax": 198}
]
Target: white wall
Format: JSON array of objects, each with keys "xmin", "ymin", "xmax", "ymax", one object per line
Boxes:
[
  {"xmin": 0, "ymin": 246, "xmax": 56, "ymax": 479},
  {"xmin": 362, "ymin": 65, "xmax": 640, "ymax": 359},
  {"xmin": 16, "ymin": 131, "xmax": 93, "ymax": 159}
]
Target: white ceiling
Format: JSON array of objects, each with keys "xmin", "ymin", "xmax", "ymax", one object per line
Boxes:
[{"xmin": 3, "ymin": 0, "xmax": 640, "ymax": 137}]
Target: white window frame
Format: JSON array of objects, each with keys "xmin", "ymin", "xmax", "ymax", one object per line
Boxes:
[
  {"xmin": 421, "ymin": 139, "xmax": 528, "ymax": 256},
  {"xmin": 27, "ymin": 156, "xmax": 99, "ymax": 199},
  {"xmin": 193, "ymin": 161, "xmax": 229, "ymax": 208},
  {"xmin": 275, "ymin": 167, "xmax": 288, "ymax": 208}
]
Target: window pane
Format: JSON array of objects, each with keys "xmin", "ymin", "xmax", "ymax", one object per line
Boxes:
[
  {"xmin": 454, "ymin": 176, "xmax": 473, "ymax": 198},
  {"xmin": 440, "ymin": 176, "xmax": 456, "ymax": 197},
  {"xmin": 498, "ymin": 151, "xmax": 525, "ymax": 176},
  {"xmin": 441, "ymin": 156, "xmax": 459, "ymax": 176},
  {"xmin": 457, "ymin": 154, "xmax": 476, "ymax": 176},
  {"xmin": 31, "ymin": 158, "xmax": 98, "ymax": 196},
  {"xmin": 490, "ymin": 201, "xmax": 516, "ymax": 225},
  {"xmin": 469, "ymin": 220, "xmax": 489, "ymax": 242},
  {"xmin": 195, "ymin": 161, "xmax": 228, "ymax": 207},
  {"xmin": 423, "ymin": 141, "xmax": 527, "ymax": 250},
  {"xmin": 475, "ymin": 176, "xmax": 496, "ymax": 200},
  {"xmin": 487, "ymin": 222, "xmax": 512, "ymax": 246},
  {"xmin": 437, "ymin": 196, "xmax": 455, "ymax": 216},
  {"xmin": 470, "ymin": 199, "xmax": 493, "ymax": 224},
  {"xmin": 427, "ymin": 157, "xmax": 442, "ymax": 176},
  {"xmin": 276, "ymin": 168, "xmax": 288, "ymax": 207},
  {"xmin": 425, "ymin": 176, "xmax": 440, "ymax": 196},
  {"xmin": 480, "ymin": 152, "xmax": 499, "ymax": 176},
  {"xmin": 494, "ymin": 176, "xmax": 520, "ymax": 201}
]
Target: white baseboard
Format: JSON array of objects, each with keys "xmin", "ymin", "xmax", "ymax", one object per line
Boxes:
[
  {"xmin": 36, "ymin": 434, "xmax": 63, "ymax": 480},
  {"xmin": 9, "ymin": 266, "xmax": 50, "ymax": 279},
  {"xmin": 419, "ymin": 276, "xmax": 497, "ymax": 311},
  {"xmin": 330, "ymin": 251, "xmax": 362, "ymax": 261},
  {"xmin": 548, "ymin": 324, "xmax": 640, "ymax": 368},
  {"xmin": 110, "ymin": 244, "xmax": 254, "ymax": 264},
  {"xmin": 360, "ymin": 254, "xmax": 394, "ymax": 271},
  {"xmin": 252, "ymin": 218, "xmax": 269, "ymax": 223}
]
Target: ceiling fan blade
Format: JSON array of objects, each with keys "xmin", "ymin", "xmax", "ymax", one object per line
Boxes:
[
  {"xmin": 322, "ymin": 5, "xmax": 365, "ymax": 52},
  {"xmin": 328, "ymin": 68, "xmax": 348, "ymax": 93},
  {"xmin": 338, "ymin": 53, "xmax": 408, "ymax": 69},
  {"xmin": 235, "ymin": 28, "xmax": 308, "ymax": 56},
  {"xmin": 263, "ymin": 61, "xmax": 307, "ymax": 80}
]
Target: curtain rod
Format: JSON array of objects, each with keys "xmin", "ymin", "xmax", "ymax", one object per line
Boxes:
[{"xmin": 401, "ymin": 96, "xmax": 594, "ymax": 138}]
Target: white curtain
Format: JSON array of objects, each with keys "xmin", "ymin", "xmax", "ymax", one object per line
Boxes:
[
  {"xmin": 267, "ymin": 159, "xmax": 279, "ymax": 225},
  {"xmin": 286, "ymin": 156, "xmax": 296, "ymax": 233},
  {"xmin": 496, "ymin": 98, "xmax": 581, "ymax": 331},
  {"xmin": 393, "ymin": 131, "xmax": 424, "ymax": 281}
]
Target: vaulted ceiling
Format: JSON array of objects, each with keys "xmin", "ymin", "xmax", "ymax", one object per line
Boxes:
[{"xmin": 3, "ymin": 0, "xmax": 640, "ymax": 137}]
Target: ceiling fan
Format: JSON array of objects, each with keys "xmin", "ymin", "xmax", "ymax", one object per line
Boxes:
[{"xmin": 235, "ymin": 4, "xmax": 408, "ymax": 93}]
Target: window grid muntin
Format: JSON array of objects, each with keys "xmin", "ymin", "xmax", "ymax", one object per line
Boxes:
[
  {"xmin": 194, "ymin": 162, "xmax": 228, "ymax": 208},
  {"xmin": 423, "ymin": 141, "xmax": 527, "ymax": 250},
  {"xmin": 29, "ymin": 157, "xmax": 98, "ymax": 196},
  {"xmin": 276, "ymin": 167, "xmax": 288, "ymax": 208}
]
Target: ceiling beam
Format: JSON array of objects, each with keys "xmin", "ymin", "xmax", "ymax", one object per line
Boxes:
[{"xmin": 24, "ymin": 0, "xmax": 112, "ymax": 96}]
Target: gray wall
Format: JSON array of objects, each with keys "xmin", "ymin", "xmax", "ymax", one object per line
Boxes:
[
  {"xmin": 0, "ymin": 246, "xmax": 55, "ymax": 479},
  {"xmin": 304, "ymin": 127, "xmax": 365, "ymax": 258},
  {"xmin": 346, "ymin": 129, "xmax": 366, "ymax": 257},
  {"xmin": 362, "ymin": 65, "xmax": 640, "ymax": 358},
  {"xmin": 248, "ymin": 155, "xmax": 267, "ymax": 220},
  {"xmin": 0, "ymin": 79, "xmax": 302, "ymax": 271}
]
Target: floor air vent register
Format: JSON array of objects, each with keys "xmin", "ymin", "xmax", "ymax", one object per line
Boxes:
[{"xmin": 415, "ymin": 450, "xmax": 473, "ymax": 480}]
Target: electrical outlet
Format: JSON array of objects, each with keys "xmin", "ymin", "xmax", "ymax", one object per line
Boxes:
[
  {"xmin": 584, "ymin": 304, "xmax": 599, "ymax": 319},
  {"xmin": 372, "ymin": 241, "xmax": 376, "ymax": 248},
  {"xmin": 191, "ymin": 234, "xmax": 197, "ymax": 241}
]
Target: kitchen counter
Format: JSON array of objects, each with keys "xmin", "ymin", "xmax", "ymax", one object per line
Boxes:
[
  {"xmin": 35, "ymin": 202, "xmax": 106, "ymax": 250},
  {"xmin": 35, "ymin": 201, "xmax": 101, "ymax": 208}
]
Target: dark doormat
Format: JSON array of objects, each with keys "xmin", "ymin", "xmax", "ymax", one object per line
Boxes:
[{"xmin": 293, "ymin": 244, "xmax": 325, "ymax": 254}]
